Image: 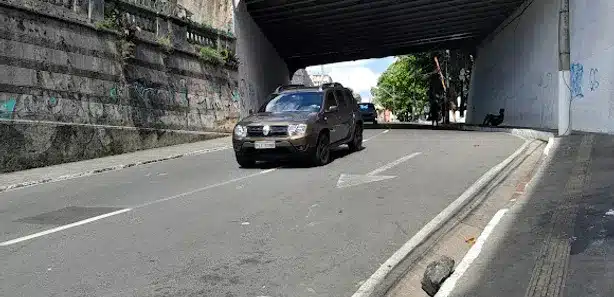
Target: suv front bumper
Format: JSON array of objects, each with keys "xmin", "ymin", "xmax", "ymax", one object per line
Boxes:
[{"xmin": 233, "ymin": 135, "xmax": 315, "ymax": 160}]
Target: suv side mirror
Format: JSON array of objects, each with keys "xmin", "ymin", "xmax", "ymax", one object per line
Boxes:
[{"xmin": 327, "ymin": 105, "xmax": 338, "ymax": 113}]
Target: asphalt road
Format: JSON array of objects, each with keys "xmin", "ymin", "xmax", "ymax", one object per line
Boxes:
[{"xmin": 0, "ymin": 129, "xmax": 523, "ymax": 297}]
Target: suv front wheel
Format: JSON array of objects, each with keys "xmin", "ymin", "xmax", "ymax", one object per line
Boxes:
[
  {"xmin": 236, "ymin": 154, "xmax": 255, "ymax": 168},
  {"xmin": 309, "ymin": 133, "xmax": 331, "ymax": 166}
]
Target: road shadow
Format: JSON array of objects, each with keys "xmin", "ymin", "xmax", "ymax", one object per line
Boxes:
[{"xmin": 249, "ymin": 145, "xmax": 364, "ymax": 169}]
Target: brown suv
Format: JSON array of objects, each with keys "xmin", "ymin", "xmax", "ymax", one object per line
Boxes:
[{"xmin": 232, "ymin": 83, "xmax": 364, "ymax": 167}]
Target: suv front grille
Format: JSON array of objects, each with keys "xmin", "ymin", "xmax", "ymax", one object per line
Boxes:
[{"xmin": 247, "ymin": 125, "xmax": 288, "ymax": 137}]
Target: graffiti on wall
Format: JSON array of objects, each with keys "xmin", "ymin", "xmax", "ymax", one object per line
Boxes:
[
  {"xmin": 570, "ymin": 62, "xmax": 600, "ymax": 98},
  {"xmin": 537, "ymin": 72, "xmax": 552, "ymax": 89},
  {"xmin": 0, "ymin": 98, "xmax": 16, "ymax": 119},
  {"xmin": 238, "ymin": 78, "xmax": 257, "ymax": 112},
  {"xmin": 589, "ymin": 68, "xmax": 600, "ymax": 91},
  {"xmin": 570, "ymin": 63, "xmax": 584, "ymax": 98},
  {"xmin": 47, "ymin": 97, "xmax": 58, "ymax": 108}
]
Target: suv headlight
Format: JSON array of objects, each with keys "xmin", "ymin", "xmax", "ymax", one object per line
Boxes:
[
  {"xmin": 234, "ymin": 125, "xmax": 247, "ymax": 138},
  {"xmin": 288, "ymin": 124, "xmax": 308, "ymax": 136}
]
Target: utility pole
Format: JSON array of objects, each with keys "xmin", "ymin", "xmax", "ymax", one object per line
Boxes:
[{"xmin": 558, "ymin": 0, "xmax": 571, "ymax": 136}]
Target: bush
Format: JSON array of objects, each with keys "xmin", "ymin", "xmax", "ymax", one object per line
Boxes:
[
  {"xmin": 157, "ymin": 36, "xmax": 173, "ymax": 54},
  {"xmin": 198, "ymin": 46, "xmax": 224, "ymax": 65},
  {"xmin": 220, "ymin": 49, "xmax": 239, "ymax": 68}
]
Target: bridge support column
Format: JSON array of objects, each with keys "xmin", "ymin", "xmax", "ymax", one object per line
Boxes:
[
  {"xmin": 233, "ymin": 0, "xmax": 290, "ymax": 117},
  {"xmin": 558, "ymin": 0, "xmax": 571, "ymax": 136}
]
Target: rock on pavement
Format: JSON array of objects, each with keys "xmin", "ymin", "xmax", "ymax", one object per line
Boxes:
[{"xmin": 421, "ymin": 256, "xmax": 455, "ymax": 296}]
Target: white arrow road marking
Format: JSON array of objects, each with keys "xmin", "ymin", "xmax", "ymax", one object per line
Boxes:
[
  {"xmin": 367, "ymin": 152, "xmax": 422, "ymax": 176},
  {"xmin": 336, "ymin": 174, "xmax": 397, "ymax": 189},
  {"xmin": 336, "ymin": 152, "xmax": 422, "ymax": 189}
]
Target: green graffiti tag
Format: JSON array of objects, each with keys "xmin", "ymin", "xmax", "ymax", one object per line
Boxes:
[
  {"xmin": 109, "ymin": 86, "xmax": 120, "ymax": 103},
  {"xmin": 47, "ymin": 97, "xmax": 58, "ymax": 108},
  {"xmin": 0, "ymin": 98, "xmax": 16, "ymax": 119},
  {"xmin": 231, "ymin": 89, "xmax": 240, "ymax": 102}
]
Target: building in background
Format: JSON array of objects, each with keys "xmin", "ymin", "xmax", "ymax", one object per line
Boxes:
[{"xmin": 309, "ymin": 74, "xmax": 333, "ymax": 86}]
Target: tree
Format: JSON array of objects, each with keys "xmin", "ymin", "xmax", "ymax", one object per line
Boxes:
[
  {"xmin": 352, "ymin": 91, "xmax": 362, "ymax": 103},
  {"xmin": 371, "ymin": 54, "xmax": 441, "ymax": 119}
]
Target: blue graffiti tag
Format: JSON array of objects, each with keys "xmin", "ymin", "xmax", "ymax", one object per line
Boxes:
[
  {"xmin": 589, "ymin": 68, "xmax": 599, "ymax": 91},
  {"xmin": 570, "ymin": 63, "xmax": 584, "ymax": 98},
  {"xmin": 0, "ymin": 98, "xmax": 16, "ymax": 119}
]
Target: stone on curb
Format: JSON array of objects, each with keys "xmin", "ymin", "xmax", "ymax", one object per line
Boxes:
[{"xmin": 421, "ymin": 255, "xmax": 455, "ymax": 296}]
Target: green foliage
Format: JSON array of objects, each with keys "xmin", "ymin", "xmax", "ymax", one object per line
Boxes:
[
  {"xmin": 98, "ymin": 1, "xmax": 122, "ymax": 31},
  {"xmin": 197, "ymin": 46, "xmax": 224, "ymax": 65},
  {"xmin": 95, "ymin": 18, "xmax": 118, "ymax": 31},
  {"xmin": 371, "ymin": 54, "xmax": 434, "ymax": 117},
  {"xmin": 220, "ymin": 49, "xmax": 239, "ymax": 68},
  {"xmin": 157, "ymin": 35, "xmax": 173, "ymax": 54},
  {"xmin": 118, "ymin": 39, "xmax": 136, "ymax": 61}
]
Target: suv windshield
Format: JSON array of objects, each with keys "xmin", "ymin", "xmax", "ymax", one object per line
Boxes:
[{"xmin": 260, "ymin": 92, "xmax": 323, "ymax": 113}]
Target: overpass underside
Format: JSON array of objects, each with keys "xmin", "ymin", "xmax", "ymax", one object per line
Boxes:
[{"xmin": 244, "ymin": 0, "xmax": 526, "ymax": 71}]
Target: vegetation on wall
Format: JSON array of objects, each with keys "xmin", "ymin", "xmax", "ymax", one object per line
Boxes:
[
  {"xmin": 95, "ymin": 1, "xmax": 237, "ymax": 69},
  {"xmin": 156, "ymin": 34, "xmax": 173, "ymax": 54},
  {"xmin": 96, "ymin": 1, "xmax": 137, "ymax": 62},
  {"xmin": 220, "ymin": 49, "xmax": 239, "ymax": 69},
  {"xmin": 196, "ymin": 46, "xmax": 224, "ymax": 65}
]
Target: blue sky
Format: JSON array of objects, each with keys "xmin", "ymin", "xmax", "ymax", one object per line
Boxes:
[{"xmin": 306, "ymin": 57, "xmax": 396, "ymax": 102}]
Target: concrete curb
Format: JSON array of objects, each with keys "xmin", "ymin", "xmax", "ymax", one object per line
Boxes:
[
  {"xmin": 459, "ymin": 125, "xmax": 555, "ymax": 141},
  {"xmin": 353, "ymin": 127, "xmax": 556, "ymax": 297},
  {"xmin": 0, "ymin": 145, "xmax": 231, "ymax": 193}
]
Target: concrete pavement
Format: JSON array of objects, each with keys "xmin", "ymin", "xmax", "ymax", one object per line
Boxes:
[
  {"xmin": 442, "ymin": 133, "xmax": 614, "ymax": 297},
  {"xmin": 0, "ymin": 129, "xmax": 524, "ymax": 297}
]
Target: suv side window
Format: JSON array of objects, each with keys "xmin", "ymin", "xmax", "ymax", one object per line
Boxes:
[
  {"xmin": 334, "ymin": 89, "xmax": 347, "ymax": 109},
  {"xmin": 324, "ymin": 91, "xmax": 338, "ymax": 111},
  {"xmin": 343, "ymin": 89, "xmax": 356, "ymax": 109}
]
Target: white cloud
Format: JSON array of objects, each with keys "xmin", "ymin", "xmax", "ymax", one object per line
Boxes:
[{"xmin": 305, "ymin": 59, "xmax": 381, "ymax": 95}]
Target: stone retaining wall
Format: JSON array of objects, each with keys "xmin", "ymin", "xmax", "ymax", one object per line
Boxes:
[{"xmin": 0, "ymin": 0, "xmax": 238, "ymax": 172}]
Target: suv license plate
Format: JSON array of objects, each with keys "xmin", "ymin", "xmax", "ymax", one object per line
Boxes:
[{"xmin": 255, "ymin": 141, "xmax": 275, "ymax": 149}]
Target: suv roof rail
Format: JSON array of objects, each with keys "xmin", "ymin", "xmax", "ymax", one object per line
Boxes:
[
  {"xmin": 320, "ymin": 82, "xmax": 343, "ymax": 90},
  {"xmin": 275, "ymin": 84, "xmax": 305, "ymax": 93}
]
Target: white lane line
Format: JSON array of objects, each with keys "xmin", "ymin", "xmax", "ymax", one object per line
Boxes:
[
  {"xmin": 0, "ymin": 208, "xmax": 132, "ymax": 247},
  {"xmin": 364, "ymin": 129, "xmax": 390, "ymax": 142},
  {"xmin": 1, "ymin": 168, "xmax": 277, "ymax": 247},
  {"xmin": 434, "ymin": 208, "xmax": 509, "ymax": 297},
  {"xmin": 135, "ymin": 168, "xmax": 277, "ymax": 208},
  {"xmin": 367, "ymin": 152, "xmax": 422, "ymax": 176}
]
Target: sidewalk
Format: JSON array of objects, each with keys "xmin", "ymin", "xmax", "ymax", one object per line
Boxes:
[
  {"xmin": 445, "ymin": 133, "xmax": 614, "ymax": 297},
  {"xmin": 0, "ymin": 136, "xmax": 232, "ymax": 192}
]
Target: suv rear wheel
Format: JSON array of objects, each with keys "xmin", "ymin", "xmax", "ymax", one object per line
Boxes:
[
  {"xmin": 348, "ymin": 123, "xmax": 363, "ymax": 152},
  {"xmin": 310, "ymin": 133, "xmax": 331, "ymax": 166}
]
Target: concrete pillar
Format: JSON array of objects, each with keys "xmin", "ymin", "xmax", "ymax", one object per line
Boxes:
[
  {"xmin": 558, "ymin": 0, "xmax": 571, "ymax": 136},
  {"xmin": 170, "ymin": 20, "xmax": 188, "ymax": 50},
  {"xmin": 88, "ymin": 0, "xmax": 104, "ymax": 22},
  {"xmin": 234, "ymin": 0, "xmax": 289, "ymax": 116},
  {"xmin": 558, "ymin": 71, "xmax": 571, "ymax": 135},
  {"xmin": 157, "ymin": 17, "xmax": 170, "ymax": 38}
]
